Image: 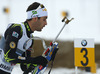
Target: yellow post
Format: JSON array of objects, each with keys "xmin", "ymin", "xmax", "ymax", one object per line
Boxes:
[{"xmin": 91, "ymin": 63, "xmax": 96, "ymax": 73}]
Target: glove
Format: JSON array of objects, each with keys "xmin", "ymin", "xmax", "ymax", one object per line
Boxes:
[
  {"xmin": 32, "ymin": 56, "xmax": 48, "ymax": 67},
  {"xmin": 22, "ymin": 64, "xmax": 37, "ymax": 74},
  {"xmin": 20, "ymin": 63, "xmax": 36, "ymax": 72}
]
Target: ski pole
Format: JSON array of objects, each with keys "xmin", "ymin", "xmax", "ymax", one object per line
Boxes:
[{"xmin": 46, "ymin": 16, "xmax": 74, "ymax": 74}]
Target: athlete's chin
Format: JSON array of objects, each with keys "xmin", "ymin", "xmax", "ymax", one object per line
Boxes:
[
  {"xmin": 36, "ymin": 28, "xmax": 44, "ymax": 31},
  {"xmin": 37, "ymin": 29, "xmax": 42, "ymax": 31}
]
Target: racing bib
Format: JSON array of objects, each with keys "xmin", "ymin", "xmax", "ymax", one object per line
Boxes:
[{"xmin": 0, "ymin": 48, "xmax": 14, "ymax": 73}]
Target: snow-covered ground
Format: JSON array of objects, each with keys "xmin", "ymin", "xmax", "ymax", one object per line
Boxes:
[{"xmin": 11, "ymin": 65, "xmax": 100, "ymax": 74}]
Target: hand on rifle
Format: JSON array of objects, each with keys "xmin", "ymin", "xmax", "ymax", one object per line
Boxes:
[{"xmin": 21, "ymin": 56, "xmax": 48, "ymax": 74}]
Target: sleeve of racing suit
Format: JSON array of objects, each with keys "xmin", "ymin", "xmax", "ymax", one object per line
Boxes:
[
  {"xmin": 4, "ymin": 24, "xmax": 48, "ymax": 67},
  {"xmin": 4, "ymin": 24, "xmax": 22, "ymax": 61}
]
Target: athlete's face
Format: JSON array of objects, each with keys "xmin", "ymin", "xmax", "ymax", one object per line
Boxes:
[
  {"xmin": 35, "ymin": 16, "xmax": 47, "ymax": 31},
  {"xmin": 29, "ymin": 16, "xmax": 47, "ymax": 32}
]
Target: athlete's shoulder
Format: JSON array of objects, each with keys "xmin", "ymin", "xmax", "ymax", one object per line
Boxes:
[
  {"xmin": 9, "ymin": 23, "xmax": 23, "ymax": 33},
  {"xmin": 10, "ymin": 23, "xmax": 22, "ymax": 29},
  {"xmin": 5, "ymin": 23, "xmax": 23, "ymax": 39}
]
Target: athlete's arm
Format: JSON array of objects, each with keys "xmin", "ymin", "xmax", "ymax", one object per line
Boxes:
[{"xmin": 4, "ymin": 24, "xmax": 23, "ymax": 62}]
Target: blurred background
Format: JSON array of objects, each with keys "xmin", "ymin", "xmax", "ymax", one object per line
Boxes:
[{"xmin": 0, "ymin": 0, "xmax": 100, "ymax": 74}]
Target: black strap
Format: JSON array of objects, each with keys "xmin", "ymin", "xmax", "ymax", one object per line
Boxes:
[
  {"xmin": 48, "ymin": 60, "xmax": 54, "ymax": 74},
  {"xmin": 48, "ymin": 48, "xmax": 58, "ymax": 74}
]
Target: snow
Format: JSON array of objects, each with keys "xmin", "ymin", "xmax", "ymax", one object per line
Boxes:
[{"xmin": 11, "ymin": 65, "xmax": 99, "ymax": 74}]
